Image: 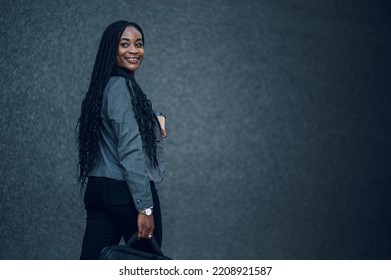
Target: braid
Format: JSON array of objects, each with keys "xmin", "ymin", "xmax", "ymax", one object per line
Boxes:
[
  {"xmin": 76, "ymin": 21, "xmax": 156, "ymax": 188},
  {"xmin": 126, "ymin": 77, "xmax": 158, "ymax": 167}
]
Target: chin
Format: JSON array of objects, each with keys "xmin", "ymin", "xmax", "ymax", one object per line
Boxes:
[
  {"xmin": 129, "ymin": 67, "xmax": 139, "ymax": 74},
  {"xmin": 120, "ymin": 66, "xmax": 136, "ymax": 74}
]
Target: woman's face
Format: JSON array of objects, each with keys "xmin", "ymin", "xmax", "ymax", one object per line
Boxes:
[{"xmin": 116, "ymin": 26, "xmax": 144, "ymax": 75}]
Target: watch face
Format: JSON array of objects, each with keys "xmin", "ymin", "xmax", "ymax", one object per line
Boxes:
[{"xmin": 145, "ymin": 208, "xmax": 152, "ymax": 215}]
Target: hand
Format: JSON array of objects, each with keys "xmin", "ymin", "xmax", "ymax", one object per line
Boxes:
[
  {"xmin": 137, "ymin": 213, "xmax": 154, "ymax": 239},
  {"xmin": 162, "ymin": 128, "xmax": 167, "ymax": 139}
]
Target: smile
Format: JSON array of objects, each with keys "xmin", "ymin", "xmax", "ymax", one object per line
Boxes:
[{"xmin": 125, "ymin": 57, "xmax": 140, "ymax": 63}]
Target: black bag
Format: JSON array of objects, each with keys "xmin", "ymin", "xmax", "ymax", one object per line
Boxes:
[{"xmin": 99, "ymin": 233, "xmax": 171, "ymax": 260}]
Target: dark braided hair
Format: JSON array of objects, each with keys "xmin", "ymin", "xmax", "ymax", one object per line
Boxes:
[{"xmin": 76, "ymin": 20, "xmax": 157, "ymax": 187}]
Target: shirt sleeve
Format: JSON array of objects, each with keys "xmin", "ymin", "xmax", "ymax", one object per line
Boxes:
[{"xmin": 105, "ymin": 78, "xmax": 153, "ymax": 211}]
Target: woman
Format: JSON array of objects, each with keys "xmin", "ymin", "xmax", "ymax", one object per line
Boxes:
[{"xmin": 76, "ymin": 20, "xmax": 166, "ymax": 260}]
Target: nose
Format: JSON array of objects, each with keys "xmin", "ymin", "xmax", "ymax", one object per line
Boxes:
[{"xmin": 127, "ymin": 44, "xmax": 138, "ymax": 54}]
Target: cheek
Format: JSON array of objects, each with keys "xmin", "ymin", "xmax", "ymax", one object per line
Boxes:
[
  {"xmin": 115, "ymin": 55, "xmax": 120, "ymax": 65},
  {"xmin": 116, "ymin": 52, "xmax": 124, "ymax": 65},
  {"xmin": 116, "ymin": 48, "xmax": 125, "ymax": 59},
  {"xmin": 139, "ymin": 51, "xmax": 145, "ymax": 61}
]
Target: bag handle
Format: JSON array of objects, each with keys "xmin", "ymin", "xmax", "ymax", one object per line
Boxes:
[{"xmin": 126, "ymin": 232, "xmax": 165, "ymax": 256}]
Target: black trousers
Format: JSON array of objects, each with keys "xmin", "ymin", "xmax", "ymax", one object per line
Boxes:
[{"xmin": 80, "ymin": 176, "xmax": 162, "ymax": 260}]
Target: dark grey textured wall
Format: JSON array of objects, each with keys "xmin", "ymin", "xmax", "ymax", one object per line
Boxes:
[{"xmin": 1, "ymin": 0, "xmax": 390, "ymax": 259}]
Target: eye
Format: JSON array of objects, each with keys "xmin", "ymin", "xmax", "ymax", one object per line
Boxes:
[
  {"xmin": 136, "ymin": 42, "xmax": 144, "ymax": 48},
  {"xmin": 120, "ymin": 43, "xmax": 129, "ymax": 47}
]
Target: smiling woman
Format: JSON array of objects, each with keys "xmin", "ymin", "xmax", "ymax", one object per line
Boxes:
[
  {"xmin": 76, "ymin": 21, "xmax": 167, "ymax": 260},
  {"xmin": 116, "ymin": 26, "xmax": 145, "ymax": 75}
]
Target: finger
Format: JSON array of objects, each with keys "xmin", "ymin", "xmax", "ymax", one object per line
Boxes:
[
  {"xmin": 137, "ymin": 218, "xmax": 145, "ymax": 239},
  {"xmin": 142, "ymin": 222, "xmax": 151, "ymax": 239},
  {"xmin": 137, "ymin": 225, "xmax": 143, "ymax": 240},
  {"xmin": 143, "ymin": 225, "xmax": 153, "ymax": 239},
  {"xmin": 147, "ymin": 226, "xmax": 154, "ymax": 239},
  {"xmin": 142, "ymin": 227, "xmax": 149, "ymax": 239}
]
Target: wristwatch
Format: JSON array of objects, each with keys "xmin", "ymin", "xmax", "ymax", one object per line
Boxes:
[{"xmin": 139, "ymin": 207, "xmax": 153, "ymax": 216}]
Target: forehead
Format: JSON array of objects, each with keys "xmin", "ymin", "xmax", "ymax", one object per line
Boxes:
[{"xmin": 120, "ymin": 26, "xmax": 142, "ymax": 40}]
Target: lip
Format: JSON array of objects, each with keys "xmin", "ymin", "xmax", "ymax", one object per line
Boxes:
[{"xmin": 125, "ymin": 56, "xmax": 140, "ymax": 64}]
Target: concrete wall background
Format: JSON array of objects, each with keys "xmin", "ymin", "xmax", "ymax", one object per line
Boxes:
[{"xmin": 1, "ymin": 0, "xmax": 390, "ymax": 259}]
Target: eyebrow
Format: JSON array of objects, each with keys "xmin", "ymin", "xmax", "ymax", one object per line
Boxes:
[{"xmin": 120, "ymin": 37, "xmax": 143, "ymax": 42}]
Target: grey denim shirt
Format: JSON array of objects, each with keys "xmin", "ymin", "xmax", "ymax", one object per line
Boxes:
[{"xmin": 89, "ymin": 76, "xmax": 166, "ymax": 211}]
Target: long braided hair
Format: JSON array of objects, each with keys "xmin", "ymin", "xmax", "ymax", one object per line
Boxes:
[{"xmin": 76, "ymin": 20, "xmax": 157, "ymax": 187}]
